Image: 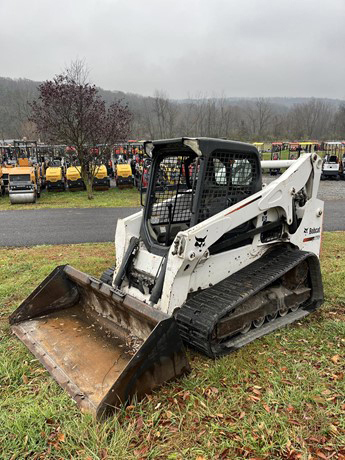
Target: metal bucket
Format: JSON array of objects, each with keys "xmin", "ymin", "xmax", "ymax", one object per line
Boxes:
[{"xmin": 10, "ymin": 266, "xmax": 190, "ymax": 419}]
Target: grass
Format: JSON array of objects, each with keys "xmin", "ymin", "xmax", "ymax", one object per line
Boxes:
[
  {"xmin": 0, "ymin": 235, "xmax": 344, "ymax": 459},
  {"xmin": 0, "ymin": 187, "xmax": 140, "ymax": 211}
]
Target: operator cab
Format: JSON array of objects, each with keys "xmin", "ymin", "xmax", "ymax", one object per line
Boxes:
[{"xmin": 141, "ymin": 138, "xmax": 262, "ymax": 255}]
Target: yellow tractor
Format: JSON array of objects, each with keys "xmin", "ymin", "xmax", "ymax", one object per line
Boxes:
[
  {"xmin": 93, "ymin": 164, "xmax": 110, "ymax": 190},
  {"xmin": 46, "ymin": 161, "xmax": 66, "ymax": 191},
  {"xmin": 8, "ymin": 166, "xmax": 41, "ymax": 204},
  {"xmin": 17, "ymin": 158, "xmax": 45, "ymax": 192},
  {"xmin": 66, "ymin": 166, "xmax": 85, "ymax": 191},
  {"xmin": 115, "ymin": 163, "xmax": 133, "ymax": 189}
]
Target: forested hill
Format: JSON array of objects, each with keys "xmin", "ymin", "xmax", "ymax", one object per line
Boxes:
[{"xmin": 1, "ymin": 76, "xmax": 344, "ymax": 141}]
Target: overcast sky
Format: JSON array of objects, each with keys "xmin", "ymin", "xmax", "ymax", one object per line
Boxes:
[{"xmin": 1, "ymin": 0, "xmax": 345, "ymax": 99}]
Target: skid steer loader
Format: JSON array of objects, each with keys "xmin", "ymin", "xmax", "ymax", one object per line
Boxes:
[{"xmin": 10, "ymin": 138, "xmax": 324, "ymax": 418}]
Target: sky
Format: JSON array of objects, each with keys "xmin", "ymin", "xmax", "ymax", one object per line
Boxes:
[{"xmin": 1, "ymin": 0, "xmax": 345, "ymax": 99}]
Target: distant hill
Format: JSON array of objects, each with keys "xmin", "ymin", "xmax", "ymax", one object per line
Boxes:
[
  {"xmin": 0, "ymin": 76, "xmax": 344, "ymax": 140},
  {"xmin": 180, "ymin": 96, "xmax": 344, "ymax": 108},
  {"xmin": 0, "ymin": 77, "xmax": 38, "ymax": 139}
]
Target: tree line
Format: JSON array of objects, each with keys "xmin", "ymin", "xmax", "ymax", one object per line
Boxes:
[{"xmin": 1, "ymin": 76, "xmax": 344, "ymax": 142}]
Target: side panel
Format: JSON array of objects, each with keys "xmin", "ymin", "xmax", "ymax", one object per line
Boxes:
[
  {"xmin": 114, "ymin": 210, "xmax": 143, "ymax": 277},
  {"xmin": 188, "ymin": 243, "xmax": 268, "ymax": 292},
  {"xmin": 291, "ymin": 198, "xmax": 324, "ymax": 256}
]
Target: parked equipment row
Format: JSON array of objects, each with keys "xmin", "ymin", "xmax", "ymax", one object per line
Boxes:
[
  {"xmin": 0, "ymin": 160, "xmax": 136, "ymax": 205},
  {"xmin": 45, "ymin": 163, "xmax": 111, "ymax": 192},
  {"xmin": 267, "ymin": 151, "xmax": 345, "ymax": 180}
]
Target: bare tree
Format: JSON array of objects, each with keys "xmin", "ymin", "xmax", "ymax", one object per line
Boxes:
[
  {"xmin": 334, "ymin": 103, "xmax": 345, "ymax": 138},
  {"xmin": 152, "ymin": 90, "xmax": 177, "ymax": 138},
  {"xmin": 244, "ymin": 101, "xmax": 258, "ymax": 138},
  {"xmin": 217, "ymin": 95, "xmax": 235, "ymax": 138},
  {"xmin": 244, "ymin": 98, "xmax": 273, "ymax": 139},
  {"xmin": 256, "ymin": 98, "xmax": 274, "ymax": 138},
  {"xmin": 289, "ymin": 98, "xmax": 333, "ymax": 139},
  {"xmin": 65, "ymin": 58, "xmax": 90, "ymax": 85}
]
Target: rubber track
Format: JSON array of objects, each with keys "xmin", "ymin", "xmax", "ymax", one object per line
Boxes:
[{"xmin": 176, "ymin": 246, "xmax": 323, "ymax": 358}]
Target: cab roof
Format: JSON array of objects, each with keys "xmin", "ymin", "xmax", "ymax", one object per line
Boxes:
[{"xmin": 144, "ymin": 137, "xmax": 259, "ymax": 158}]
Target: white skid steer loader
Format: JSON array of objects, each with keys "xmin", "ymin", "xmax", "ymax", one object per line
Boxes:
[{"xmin": 10, "ymin": 138, "xmax": 324, "ymax": 418}]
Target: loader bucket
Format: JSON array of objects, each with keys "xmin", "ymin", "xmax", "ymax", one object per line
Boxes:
[{"xmin": 10, "ymin": 265, "xmax": 190, "ymax": 419}]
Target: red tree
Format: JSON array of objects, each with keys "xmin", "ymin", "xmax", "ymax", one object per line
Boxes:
[{"xmin": 30, "ymin": 66, "xmax": 131, "ymax": 199}]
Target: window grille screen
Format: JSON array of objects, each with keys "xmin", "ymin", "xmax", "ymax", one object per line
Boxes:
[
  {"xmin": 149, "ymin": 154, "xmax": 198, "ymax": 226},
  {"xmin": 197, "ymin": 151, "xmax": 258, "ymax": 223}
]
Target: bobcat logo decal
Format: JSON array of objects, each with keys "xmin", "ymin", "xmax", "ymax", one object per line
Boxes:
[{"xmin": 195, "ymin": 235, "xmax": 207, "ymax": 248}]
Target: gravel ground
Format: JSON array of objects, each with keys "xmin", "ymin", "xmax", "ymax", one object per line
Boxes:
[
  {"xmin": 316, "ymin": 180, "xmax": 345, "ymax": 200},
  {"xmin": 262, "ymin": 174, "xmax": 345, "ymax": 200}
]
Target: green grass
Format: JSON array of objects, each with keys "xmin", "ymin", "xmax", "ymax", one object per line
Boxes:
[
  {"xmin": 0, "ymin": 235, "xmax": 344, "ymax": 459},
  {"xmin": 0, "ymin": 187, "xmax": 140, "ymax": 211}
]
